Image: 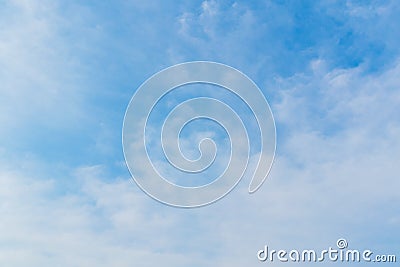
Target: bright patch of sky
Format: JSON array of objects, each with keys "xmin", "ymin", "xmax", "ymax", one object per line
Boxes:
[{"xmin": 0, "ymin": 0, "xmax": 399, "ymax": 266}]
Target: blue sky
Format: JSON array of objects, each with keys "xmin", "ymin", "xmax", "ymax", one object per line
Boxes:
[{"xmin": 0, "ymin": 0, "xmax": 399, "ymax": 266}]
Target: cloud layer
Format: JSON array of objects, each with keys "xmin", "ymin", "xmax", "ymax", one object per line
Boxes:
[{"xmin": 1, "ymin": 0, "xmax": 399, "ymax": 266}]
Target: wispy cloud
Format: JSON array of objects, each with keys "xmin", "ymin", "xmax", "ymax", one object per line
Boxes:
[{"xmin": 0, "ymin": 0, "xmax": 399, "ymax": 266}]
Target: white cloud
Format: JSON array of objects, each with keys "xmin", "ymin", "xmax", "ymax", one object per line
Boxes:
[
  {"xmin": 0, "ymin": 163, "xmax": 215, "ymax": 266},
  {"xmin": 201, "ymin": 1, "xmax": 218, "ymax": 17},
  {"xmin": 2, "ymin": 58, "xmax": 399, "ymax": 266},
  {"xmin": 1, "ymin": 1, "xmax": 399, "ymax": 266},
  {"xmin": 0, "ymin": 1, "xmax": 90, "ymax": 140}
]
